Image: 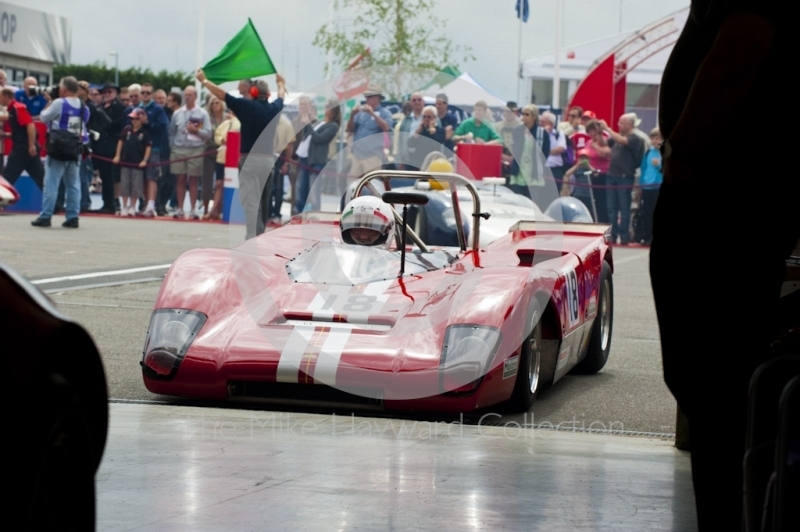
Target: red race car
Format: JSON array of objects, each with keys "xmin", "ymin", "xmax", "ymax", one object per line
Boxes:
[
  {"xmin": 142, "ymin": 171, "xmax": 613, "ymax": 413},
  {"xmin": 0, "ymin": 175, "xmax": 20, "ymax": 208}
]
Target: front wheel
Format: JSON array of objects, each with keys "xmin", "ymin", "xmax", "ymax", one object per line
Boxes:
[
  {"xmin": 505, "ymin": 299, "xmax": 543, "ymax": 412},
  {"xmin": 572, "ymin": 261, "xmax": 613, "ymax": 374}
]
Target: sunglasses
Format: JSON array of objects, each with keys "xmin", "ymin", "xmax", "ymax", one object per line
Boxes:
[
  {"xmin": 569, "ymin": 113, "xmax": 580, "ymax": 118},
  {"xmin": 141, "ymin": 91, "xmax": 151, "ymax": 95}
]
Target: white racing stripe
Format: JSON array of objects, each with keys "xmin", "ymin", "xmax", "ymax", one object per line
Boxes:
[
  {"xmin": 276, "ymin": 279, "xmax": 396, "ymax": 384},
  {"xmin": 32, "ymin": 264, "xmax": 173, "ymax": 285},
  {"xmin": 312, "ymin": 330, "xmax": 352, "ymax": 386},
  {"xmin": 275, "ymin": 326, "xmax": 315, "ymax": 383}
]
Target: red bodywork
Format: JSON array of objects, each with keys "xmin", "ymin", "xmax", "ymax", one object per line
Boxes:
[{"xmin": 142, "ymin": 217, "xmax": 613, "ymax": 412}]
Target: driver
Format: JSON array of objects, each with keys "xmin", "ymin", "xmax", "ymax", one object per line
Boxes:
[{"xmin": 340, "ymin": 196, "xmax": 394, "ymax": 248}]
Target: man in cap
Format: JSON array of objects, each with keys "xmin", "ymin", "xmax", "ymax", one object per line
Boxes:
[
  {"xmin": 346, "ymin": 85, "xmax": 394, "ymax": 179},
  {"xmin": 91, "ymin": 81, "xmax": 127, "ymax": 214},
  {"xmin": 197, "ymin": 69, "xmax": 286, "ymax": 239}
]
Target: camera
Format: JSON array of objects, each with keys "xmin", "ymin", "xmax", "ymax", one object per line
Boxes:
[{"xmin": 27, "ymin": 85, "xmax": 59, "ymax": 99}]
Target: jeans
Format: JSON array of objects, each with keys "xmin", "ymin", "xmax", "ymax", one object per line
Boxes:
[
  {"xmin": 41, "ymin": 157, "xmax": 81, "ymax": 220},
  {"xmin": 80, "ymin": 157, "xmax": 93, "ymax": 211},
  {"xmin": 639, "ymin": 187, "xmax": 660, "ymax": 244},
  {"xmin": 605, "ymin": 174, "xmax": 633, "ymax": 244},
  {"xmin": 294, "ymin": 159, "xmax": 324, "ymax": 214}
]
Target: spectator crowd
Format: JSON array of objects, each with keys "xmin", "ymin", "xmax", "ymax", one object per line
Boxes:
[{"xmin": 0, "ymin": 67, "xmax": 661, "ymax": 244}]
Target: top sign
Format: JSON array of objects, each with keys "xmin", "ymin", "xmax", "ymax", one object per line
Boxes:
[{"xmin": 0, "ymin": 1, "xmax": 71, "ymax": 64}]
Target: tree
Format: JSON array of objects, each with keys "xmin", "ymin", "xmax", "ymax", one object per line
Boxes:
[
  {"xmin": 53, "ymin": 62, "xmax": 193, "ymax": 92},
  {"xmin": 313, "ymin": 0, "xmax": 473, "ymax": 100}
]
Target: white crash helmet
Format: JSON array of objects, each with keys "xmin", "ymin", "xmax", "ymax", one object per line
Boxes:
[{"xmin": 340, "ymin": 196, "xmax": 395, "ymax": 247}]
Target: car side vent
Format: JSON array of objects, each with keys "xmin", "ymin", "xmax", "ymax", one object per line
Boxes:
[{"xmin": 517, "ymin": 249, "xmax": 567, "ymax": 267}]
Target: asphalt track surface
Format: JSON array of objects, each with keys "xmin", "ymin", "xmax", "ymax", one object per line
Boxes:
[{"xmin": 1, "ymin": 211, "xmax": 677, "ymax": 437}]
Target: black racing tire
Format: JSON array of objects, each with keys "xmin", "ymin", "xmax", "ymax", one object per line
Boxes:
[
  {"xmin": 572, "ymin": 261, "xmax": 613, "ymax": 374},
  {"xmin": 505, "ymin": 298, "xmax": 544, "ymax": 412}
]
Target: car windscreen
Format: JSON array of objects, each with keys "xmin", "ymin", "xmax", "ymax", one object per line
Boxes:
[{"xmin": 286, "ymin": 242, "xmax": 458, "ymax": 285}]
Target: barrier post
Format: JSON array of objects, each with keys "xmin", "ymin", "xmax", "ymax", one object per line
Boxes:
[{"xmin": 222, "ymin": 131, "xmax": 246, "ymax": 224}]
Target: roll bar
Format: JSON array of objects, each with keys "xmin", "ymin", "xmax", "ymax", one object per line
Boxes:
[{"xmin": 353, "ymin": 170, "xmax": 484, "ymax": 253}]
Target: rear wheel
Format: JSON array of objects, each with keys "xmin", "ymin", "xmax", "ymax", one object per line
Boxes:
[
  {"xmin": 572, "ymin": 261, "xmax": 613, "ymax": 374},
  {"xmin": 506, "ymin": 299, "xmax": 543, "ymax": 412}
]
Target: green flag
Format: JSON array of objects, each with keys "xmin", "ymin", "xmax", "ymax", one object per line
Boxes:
[
  {"xmin": 420, "ymin": 66, "xmax": 462, "ymax": 90},
  {"xmin": 202, "ymin": 18, "xmax": 276, "ymax": 84}
]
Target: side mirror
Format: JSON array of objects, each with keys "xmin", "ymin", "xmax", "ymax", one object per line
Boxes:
[
  {"xmin": 381, "ymin": 192, "xmax": 429, "ymax": 278},
  {"xmin": 382, "ymin": 191, "xmax": 429, "ymax": 206}
]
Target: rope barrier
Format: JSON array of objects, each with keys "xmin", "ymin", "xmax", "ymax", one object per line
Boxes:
[{"xmin": 88, "ymin": 148, "xmax": 219, "ymax": 168}]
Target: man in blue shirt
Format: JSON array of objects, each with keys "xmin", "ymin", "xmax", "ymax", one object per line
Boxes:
[
  {"xmin": 346, "ymin": 85, "xmax": 394, "ymax": 179},
  {"xmin": 196, "ymin": 68, "xmax": 286, "ymax": 239},
  {"xmin": 137, "ymin": 82, "xmax": 169, "ymax": 217},
  {"xmin": 14, "ymin": 77, "xmax": 48, "ymax": 119}
]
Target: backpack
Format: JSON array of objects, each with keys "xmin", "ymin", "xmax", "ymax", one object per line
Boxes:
[
  {"xmin": 46, "ymin": 101, "xmax": 86, "ymax": 162},
  {"xmin": 560, "ymin": 131, "xmax": 575, "ymax": 167},
  {"xmin": 46, "ymin": 129, "xmax": 83, "ymax": 161}
]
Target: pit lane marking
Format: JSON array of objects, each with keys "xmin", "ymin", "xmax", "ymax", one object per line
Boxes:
[
  {"xmin": 31, "ymin": 263, "xmax": 172, "ymax": 285},
  {"xmin": 43, "ymin": 277, "xmax": 164, "ymax": 294}
]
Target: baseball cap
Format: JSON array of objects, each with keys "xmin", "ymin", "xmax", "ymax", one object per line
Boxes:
[
  {"xmin": 581, "ymin": 110, "xmax": 596, "ymax": 119},
  {"xmin": 128, "ymin": 108, "xmax": 146, "ymax": 119}
]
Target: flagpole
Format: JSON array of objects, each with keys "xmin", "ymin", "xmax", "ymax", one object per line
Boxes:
[
  {"xmin": 327, "ymin": 0, "xmax": 334, "ymax": 81},
  {"xmin": 195, "ymin": 1, "xmax": 204, "ymax": 94},
  {"xmin": 517, "ymin": 17, "xmax": 522, "ymax": 103},
  {"xmin": 553, "ymin": 0, "xmax": 561, "ymax": 111}
]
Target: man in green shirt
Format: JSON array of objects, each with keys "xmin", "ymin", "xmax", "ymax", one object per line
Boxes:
[{"xmin": 453, "ymin": 100, "xmax": 501, "ymax": 145}]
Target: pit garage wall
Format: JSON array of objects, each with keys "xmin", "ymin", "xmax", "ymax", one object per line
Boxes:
[
  {"xmin": 0, "ymin": 1, "xmax": 70, "ymax": 86},
  {"xmin": 0, "ymin": 54, "xmax": 52, "ymax": 86}
]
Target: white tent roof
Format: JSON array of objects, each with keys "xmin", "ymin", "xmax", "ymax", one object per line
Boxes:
[
  {"xmin": 522, "ymin": 7, "xmax": 690, "ymax": 86},
  {"xmin": 423, "ymin": 72, "xmax": 508, "ymax": 109}
]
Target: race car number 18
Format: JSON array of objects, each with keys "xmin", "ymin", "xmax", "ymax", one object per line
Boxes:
[
  {"xmin": 320, "ymin": 294, "xmax": 378, "ymax": 313},
  {"xmin": 566, "ymin": 270, "xmax": 580, "ymax": 327}
]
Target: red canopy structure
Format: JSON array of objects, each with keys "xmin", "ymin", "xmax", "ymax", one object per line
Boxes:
[{"xmin": 567, "ymin": 8, "xmax": 689, "ymax": 126}]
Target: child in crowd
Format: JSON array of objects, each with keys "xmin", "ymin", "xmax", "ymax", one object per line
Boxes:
[
  {"xmin": 113, "ymin": 108, "xmax": 152, "ymax": 216},
  {"xmin": 563, "ymin": 148, "xmax": 599, "ymax": 221},
  {"xmin": 638, "ymin": 128, "xmax": 663, "ymax": 245}
]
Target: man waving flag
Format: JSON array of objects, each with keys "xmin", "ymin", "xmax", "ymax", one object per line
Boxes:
[{"xmin": 202, "ymin": 18, "xmax": 276, "ymax": 84}]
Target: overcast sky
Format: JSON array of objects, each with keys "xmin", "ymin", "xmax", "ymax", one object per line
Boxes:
[{"xmin": 27, "ymin": 0, "xmax": 687, "ymax": 98}]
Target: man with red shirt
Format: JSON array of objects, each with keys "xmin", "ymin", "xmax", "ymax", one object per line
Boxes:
[{"xmin": 0, "ymin": 88, "xmax": 44, "ymax": 190}]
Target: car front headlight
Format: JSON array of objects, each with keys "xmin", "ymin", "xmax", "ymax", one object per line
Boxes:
[
  {"xmin": 440, "ymin": 325, "xmax": 502, "ymax": 394},
  {"xmin": 141, "ymin": 309, "xmax": 207, "ymax": 380}
]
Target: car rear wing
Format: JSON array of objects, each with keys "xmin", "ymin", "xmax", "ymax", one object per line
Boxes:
[{"xmin": 509, "ymin": 221, "xmax": 612, "ymax": 243}]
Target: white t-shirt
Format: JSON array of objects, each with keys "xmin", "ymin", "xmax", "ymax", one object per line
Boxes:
[
  {"xmin": 295, "ymin": 121, "xmax": 325, "ymax": 159},
  {"xmin": 546, "ymin": 129, "xmax": 568, "ymax": 167}
]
